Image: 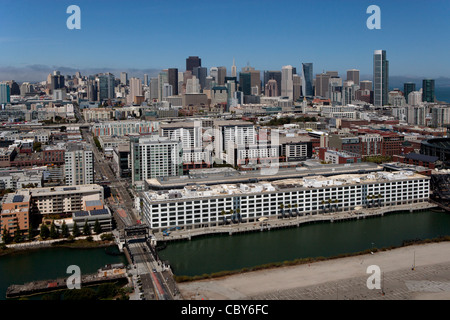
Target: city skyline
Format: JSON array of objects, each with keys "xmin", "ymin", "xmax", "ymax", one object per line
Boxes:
[{"xmin": 1, "ymin": 0, "xmax": 450, "ymax": 82}]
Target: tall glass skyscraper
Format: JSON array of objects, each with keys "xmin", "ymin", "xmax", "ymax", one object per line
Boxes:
[
  {"xmin": 97, "ymin": 73, "xmax": 115, "ymax": 101},
  {"xmin": 373, "ymin": 50, "xmax": 389, "ymax": 106},
  {"xmin": 403, "ymin": 82, "xmax": 416, "ymax": 104},
  {"xmin": 301, "ymin": 63, "xmax": 313, "ymax": 97},
  {"xmin": 422, "ymin": 79, "xmax": 435, "ymax": 103},
  {"xmin": 0, "ymin": 83, "xmax": 11, "ymax": 104}
]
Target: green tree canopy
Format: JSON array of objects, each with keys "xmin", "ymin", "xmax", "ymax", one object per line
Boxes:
[
  {"xmin": 40, "ymin": 224, "xmax": 50, "ymax": 240},
  {"xmin": 72, "ymin": 221, "xmax": 81, "ymax": 237},
  {"xmin": 83, "ymin": 220, "xmax": 91, "ymax": 236}
]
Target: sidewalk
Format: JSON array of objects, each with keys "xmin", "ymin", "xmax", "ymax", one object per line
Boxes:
[{"xmin": 4, "ymin": 233, "xmax": 108, "ymax": 250}]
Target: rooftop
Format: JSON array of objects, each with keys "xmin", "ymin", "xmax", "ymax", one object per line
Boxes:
[
  {"xmin": 144, "ymin": 170, "xmax": 427, "ymax": 202},
  {"xmin": 145, "ymin": 162, "xmax": 383, "ymax": 190}
]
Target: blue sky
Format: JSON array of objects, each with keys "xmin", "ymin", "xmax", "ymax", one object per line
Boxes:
[{"xmin": 1, "ymin": 0, "xmax": 450, "ymax": 82}]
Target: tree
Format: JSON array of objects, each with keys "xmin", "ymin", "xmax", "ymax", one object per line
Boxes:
[
  {"xmin": 2, "ymin": 226, "xmax": 12, "ymax": 244},
  {"xmin": 93, "ymin": 219, "xmax": 102, "ymax": 235},
  {"xmin": 72, "ymin": 221, "xmax": 81, "ymax": 237},
  {"xmin": 49, "ymin": 221, "xmax": 59, "ymax": 239},
  {"xmin": 40, "ymin": 224, "xmax": 50, "ymax": 240},
  {"xmin": 83, "ymin": 220, "xmax": 91, "ymax": 236},
  {"xmin": 33, "ymin": 142, "xmax": 42, "ymax": 152},
  {"xmin": 61, "ymin": 221, "xmax": 69, "ymax": 238},
  {"xmin": 13, "ymin": 229, "xmax": 22, "ymax": 243}
]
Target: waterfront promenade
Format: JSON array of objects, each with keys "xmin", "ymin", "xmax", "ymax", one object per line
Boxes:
[{"xmin": 153, "ymin": 201, "xmax": 438, "ymax": 243}]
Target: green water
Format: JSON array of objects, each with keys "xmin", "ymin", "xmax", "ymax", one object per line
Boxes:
[
  {"xmin": 158, "ymin": 210, "xmax": 450, "ymax": 276},
  {"xmin": 0, "ymin": 246, "xmax": 127, "ymax": 300}
]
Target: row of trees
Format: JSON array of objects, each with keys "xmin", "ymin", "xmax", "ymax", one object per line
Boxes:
[
  {"xmin": 39, "ymin": 219, "xmax": 103, "ymax": 240},
  {"xmin": 1, "ymin": 219, "xmax": 105, "ymax": 245}
]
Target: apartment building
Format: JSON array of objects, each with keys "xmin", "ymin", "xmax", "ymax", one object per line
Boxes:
[
  {"xmin": 130, "ymin": 136, "xmax": 183, "ymax": 185},
  {"xmin": 64, "ymin": 143, "xmax": 94, "ymax": 186},
  {"xmin": 1, "ymin": 191, "xmax": 31, "ymax": 238},
  {"xmin": 25, "ymin": 184, "xmax": 104, "ymax": 215},
  {"xmin": 142, "ymin": 170, "xmax": 429, "ymax": 232}
]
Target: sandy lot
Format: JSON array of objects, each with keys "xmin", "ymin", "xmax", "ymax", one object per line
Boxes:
[{"xmin": 178, "ymin": 241, "xmax": 450, "ymax": 300}]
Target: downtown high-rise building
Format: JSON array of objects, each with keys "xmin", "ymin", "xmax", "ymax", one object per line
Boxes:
[
  {"xmin": 144, "ymin": 74, "xmax": 149, "ymax": 86},
  {"xmin": 263, "ymin": 71, "xmax": 282, "ymax": 97},
  {"xmin": 0, "ymin": 83, "xmax": 11, "ymax": 104},
  {"xmin": 422, "ymin": 79, "xmax": 435, "ymax": 103},
  {"xmin": 359, "ymin": 80, "xmax": 373, "ymax": 91},
  {"xmin": 403, "ymin": 82, "xmax": 416, "ymax": 104},
  {"xmin": 301, "ymin": 63, "xmax": 313, "ymax": 97},
  {"xmin": 373, "ymin": 50, "xmax": 389, "ymax": 106},
  {"xmin": 281, "ymin": 65, "xmax": 294, "ymax": 100},
  {"xmin": 346, "ymin": 69, "xmax": 360, "ymax": 86},
  {"xmin": 217, "ymin": 66, "xmax": 227, "ymax": 85},
  {"xmin": 129, "ymin": 77, "xmax": 143, "ymax": 104},
  {"xmin": 315, "ymin": 73, "xmax": 330, "ymax": 98},
  {"xmin": 239, "ymin": 66, "xmax": 261, "ymax": 96},
  {"xmin": 97, "ymin": 73, "xmax": 115, "ymax": 101},
  {"xmin": 120, "ymin": 72, "xmax": 128, "ymax": 86},
  {"xmin": 168, "ymin": 68, "xmax": 179, "ymax": 95},
  {"xmin": 186, "ymin": 56, "xmax": 201, "ymax": 72},
  {"xmin": 231, "ymin": 58, "xmax": 237, "ymax": 78},
  {"xmin": 193, "ymin": 67, "xmax": 207, "ymax": 91}
]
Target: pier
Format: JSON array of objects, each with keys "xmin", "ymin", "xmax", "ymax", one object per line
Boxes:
[
  {"xmin": 152, "ymin": 201, "xmax": 439, "ymax": 243},
  {"xmin": 6, "ymin": 264, "xmax": 127, "ymax": 299}
]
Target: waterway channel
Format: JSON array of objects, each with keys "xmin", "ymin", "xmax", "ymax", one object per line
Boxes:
[
  {"xmin": 1, "ymin": 210, "xmax": 450, "ymax": 299},
  {"xmin": 0, "ymin": 246, "xmax": 127, "ymax": 300},
  {"xmin": 157, "ymin": 210, "xmax": 450, "ymax": 277}
]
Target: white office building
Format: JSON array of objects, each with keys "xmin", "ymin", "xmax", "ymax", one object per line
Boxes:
[{"xmin": 142, "ymin": 170, "xmax": 430, "ymax": 232}]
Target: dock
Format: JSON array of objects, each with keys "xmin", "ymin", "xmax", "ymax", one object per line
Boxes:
[
  {"xmin": 153, "ymin": 201, "xmax": 439, "ymax": 243},
  {"xmin": 6, "ymin": 265, "xmax": 127, "ymax": 299}
]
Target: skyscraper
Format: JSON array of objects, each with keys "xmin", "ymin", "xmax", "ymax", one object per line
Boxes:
[
  {"xmin": 64, "ymin": 144, "xmax": 94, "ymax": 186},
  {"xmin": 186, "ymin": 56, "xmax": 201, "ymax": 72},
  {"xmin": 403, "ymin": 82, "xmax": 416, "ymax": 104},
  {"xmin": 193, "ymin": 67, "xmax": 207, "ymax": 91},
  {"xmin": 315, "ymin": 73, "xmax": 330, "ymax": 98},
  {"xmin": 97, "ymin": 73, "xmax": 115, "ymax": 101},
  {"xmin": 281, "ymin": 65, "xmax": 294, "ymax": 100},
  {"xmin": 231, "ymin": 58, "xmax": 237, "ymax": 78},
  {"xmin": 263, "ymin": 71, "xmax": 282, "ymax": 97},
  {"xmin": 120, "ymin": 72, "xmax": 128, "ymax": 86},
  {"xmin": 301, "ymin": 63, "xmax": 313, "ymax": 97},
  {"xmin": 210, "ymin": 67, "xmax": 219, "ymax": 84},
  {"xmin": 373, "ymin": 50, "xmax": 389, "ymax": 106},
  {"xmin": 346, "ymin": 69, "xmax": 360, "ymax": 86},
  {"xmin": 422, "ymin": 79, "xmax": 435, "ymax": 103},
  {"xmin": 129, "ymin": 77, "xmax": 143, "ymax": 104},
  {"xmin": 0, "ymin": 83, "xmax": 10, "ymax": 104},
  {"xmin": 241, "ymin": 66, "xmax": 261, "ymax": 95},
  {"xmin": 293, "ymin": 74, "xmax": 302, "ymax": 101},
  {"xmin": 217, "ymin": 67, "xmax": 227, "ymax": 85},
  {"xmin": 265, "ymin": 79, "xmax": 278, "ymax": 97},
  {"xmin": 239, "ymin": 72, "xmax": 252, "ymax": 95},
  {"xmin": 168, "ymin": 68, "xmax": 179, "ymax": 95},
  {"xmin": 360, "ymin": 80, "xmax": 373, "ymax": 91},
  {"xmin": 144, "ymin": 74, "xmax": 149, "ymax": 86}
]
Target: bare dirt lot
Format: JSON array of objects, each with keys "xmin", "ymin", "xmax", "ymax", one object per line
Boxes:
[{"xmin": 178, "ymin": 241, "xmax": 450, "ymax": 300}]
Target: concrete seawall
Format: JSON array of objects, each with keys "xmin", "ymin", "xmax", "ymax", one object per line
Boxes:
[{"xmin": 153, "ymin": 202, "xmax": 439, "ymax": 243}]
